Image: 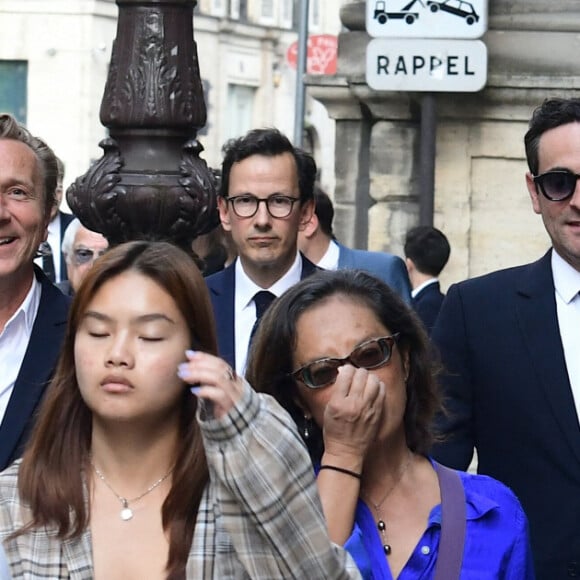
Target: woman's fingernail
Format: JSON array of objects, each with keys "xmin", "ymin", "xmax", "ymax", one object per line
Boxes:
[
  {"xmin": 177, "ymin": 363, "xmax": 189, "ymax": 379},
  {"xmin": 185, "ymin": 349, "xmax": 197, "ymax": 358},
  {"xmin": 190, "ymin": 386, "xmax": 202, "ymax": 395}
]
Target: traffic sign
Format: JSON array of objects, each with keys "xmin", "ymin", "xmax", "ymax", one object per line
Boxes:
[
  {"xmin": 366, "ymin": 38, "xmax": 487, "ymax": 92},
  {"xmin": 366, "ymin": 0, "xmax": 488, "ymax": 39}
]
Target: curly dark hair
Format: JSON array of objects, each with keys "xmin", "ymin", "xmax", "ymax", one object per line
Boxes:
[{"xmin": 246, "ymin": 269, "xmax": 442, "ymax": 462}]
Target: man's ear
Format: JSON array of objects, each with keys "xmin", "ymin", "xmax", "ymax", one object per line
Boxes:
[
  {"xmin": 218, "ymin": 197, "xmax": 232, "ymax": 231},
  {"xmin": 526, "ymin": 172, "xmax": 542, "ymax": 215},
  {"xmin": 298, "ymin": 199, "xmax": 315, "ymax": 231},
  {"xmin": 302, "ymin": 212, "xmax": 319, "ymax": 239},
  {"xmin": 405, "ymin": 257, "xmax": 414, "ymax": 275}
]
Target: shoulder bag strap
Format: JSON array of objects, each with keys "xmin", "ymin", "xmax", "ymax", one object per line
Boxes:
[{"xmin": 433, "ymin": 461, "xmax": 466, "ymax": 580}]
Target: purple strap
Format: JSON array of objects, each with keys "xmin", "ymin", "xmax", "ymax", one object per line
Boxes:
[{"xmin": 433, "ymin": 461, "xmax": 466, "ymax": 580}]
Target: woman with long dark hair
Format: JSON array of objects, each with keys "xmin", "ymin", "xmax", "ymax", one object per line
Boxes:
[
  {"xmin": 0, "ymin": 241, "xmax": 359, "ymax": 580},
  {"xmin": 247, "ymin": 269, "xmax": 534, "ymax": 579}
]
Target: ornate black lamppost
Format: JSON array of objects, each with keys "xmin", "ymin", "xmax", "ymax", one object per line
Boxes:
[{"xmin": 67, "ymin": 0, "xmax": 218, "ymax": 251}]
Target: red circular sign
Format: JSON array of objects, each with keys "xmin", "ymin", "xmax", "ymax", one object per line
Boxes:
[{"xmin": 286, "ymin": 34, "xmax": 338, "ymax": 75}]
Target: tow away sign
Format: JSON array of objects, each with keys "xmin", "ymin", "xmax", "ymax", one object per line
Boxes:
[
  {"xmin": 366, "ymin": 0, "xmax": 488, "ymax": 39},
  {"xmin": 366, "ymin": 38, "xmax": 487, "ymax": 92}
]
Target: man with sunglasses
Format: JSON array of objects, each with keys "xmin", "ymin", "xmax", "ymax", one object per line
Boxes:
[
  {"xmin": 205, "ymin": 128, "xmax": 317, "ymax": 374},
  {"xmin": 57, "ymin": 218, "xmax": 108, "ymax": 295},
  {"xmin": 432, "ymin": 97, "xmax": 580, "ymax": 579}
]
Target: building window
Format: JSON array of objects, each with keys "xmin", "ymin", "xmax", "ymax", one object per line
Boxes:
[
  {"xmin": 210, "ymin": 0, "xmax": 226, "ymax": 17},
  {"xmin": 0, "ymin": 61, "xmax": 27, "ymax": 124},
  {"xmin": 281, "ymin": 0, "xmax": 293, "ymax": 29},
  {"xmin": 226, "ymin": 84, "xmax": 256, "ymax": 142},
  {"xmin": 259, "ymin": 0, "xmax": 275, "ymax": 24},
  {"xmin": 309, "ymin": 0, "xmax": 320, "ymax": 30}
]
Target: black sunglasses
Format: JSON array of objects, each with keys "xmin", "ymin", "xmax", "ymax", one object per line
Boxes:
[
  {"xmin": 533, "ymin": 170, "xmax": 580, "ymax": 201},
  {"xmin": 291, "ymin": 334, "xmax": 400, "ymax": 389}
]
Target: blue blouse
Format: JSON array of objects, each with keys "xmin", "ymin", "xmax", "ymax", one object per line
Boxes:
[{"xmin": 343, "ymin": 467, "xmax": 535, "ymax": 579}]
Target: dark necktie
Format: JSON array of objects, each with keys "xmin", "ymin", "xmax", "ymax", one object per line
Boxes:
[
  {"xmin": 40, "ymin": 242, "xmax": 56, "ymax": 283},
  {"xmin": 249, "ymin": 290, "xmax": 276, "ymax": 344}
]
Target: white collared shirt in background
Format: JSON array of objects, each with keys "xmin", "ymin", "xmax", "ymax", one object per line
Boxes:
[
  {"xmin": 234, "ymin": 253, "xmax": 302, "ymax": 375},
  {"xmin": 552, "ymin": 250, "xmax": 580, "ymax": 422},
  {"xmin": 411, "ymin": 278, "xmax": 438, "ymax": 299},
  {"xmin": 316, "ymin": 239, "xmax": 340, "ymax": 270},
  {"xmin": 0, "ymin": 277, "xmax": 42, "ymax": 424}
]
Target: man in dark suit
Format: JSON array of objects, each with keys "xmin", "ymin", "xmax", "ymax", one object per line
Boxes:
[
  {"xmin": 404, "ymin": 225, "xmax": 450, "ymax": 333},
  {"xmin": 35, "ymin": 156, "xmax": 74, "ymax": 283},
  {"xmin": 432, "ymin": 98, "xmax": 580, "ymax": 579},
  {"xmin": 298, "ymin": 186, "xmax": 412, "ymax": 302},
  {"xmin": 206, "ymin": 128, "xmax": 316, "ymax": 374},
  {"xmin": 0, "ymin": 114, "xmax": 71, "ymax": 471}
]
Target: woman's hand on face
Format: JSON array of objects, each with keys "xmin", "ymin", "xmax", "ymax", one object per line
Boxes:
[
  {"xmin": 322, "ymin": 365, "xmax": 385, "ymax": 464},
  {"xmin": 177, "ymin": 351, "xmax": 243, "ymax": 419}
]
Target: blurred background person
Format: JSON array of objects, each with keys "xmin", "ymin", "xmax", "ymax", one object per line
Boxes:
[
  {"xmin": 57, "ymin": 218, "xmax": 108, "ymax": 295},
  {"xmin": 404, "ymin": 226, "xmax": 451, "ymax": 334},
  {"xmin": 299, "ymin": 186, "xmax": 411, "ymax": 302},
  {"xmin": 34, "ymin": 156, "xmax": 73, "ymax": 284}
]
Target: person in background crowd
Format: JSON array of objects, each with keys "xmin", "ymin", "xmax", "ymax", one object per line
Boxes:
[
  {"xmin": 0, "ymin": 241, "xmax": 360, "ymax": 579},
  {"xmin": 57, "ymin": 218, "xmax": 108, "ymax": 295},
  {"xmin": 432, "ymin": 97, "xmax": 580, "ymax": 579},
  {"xmin": 34, "ymin": 156, "xmax": 73, "ymax": 284},
  {"xmin": 205, "ymin": 128, "xmax": 318, "ymax": 375},
  {"xmin": 0, "ymin": 113, "xmax": 71, "ymax": 472},
  {"xmin": 404, "ymin": 225, "xmax": 450, "ymax": 333},
  {"xmin": 299, "ymin": 186, "xmax": 412, "ymax": 303},
  {"xmin": 247, "ymin": 269, "xmax": 534, "ymax": 579}
]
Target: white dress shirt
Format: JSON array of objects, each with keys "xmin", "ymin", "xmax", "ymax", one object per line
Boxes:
[
  {"xmin": 33, "ymin": 214, "xmax": 63, "ymax": 283},
  {"xmin": 316, "ymin": 239, "xmax": 340, "ymax": 270},
  {"xmin": 411, "ymin": 278, "xmax": 438, "ymax": 299},
  {"xmin": 552, "ymin": 250, "xmax": 580, "ymax": 422},
  {"xmin": 234, "ymin": 254, "xmax": 303, "ymax": 375},
  {"xmin": 0, "ymin": 277, "xmax": 42, "ymax": 425}
]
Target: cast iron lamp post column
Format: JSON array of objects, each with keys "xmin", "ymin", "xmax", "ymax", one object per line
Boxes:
[{"xmin": 67, "ymin": 0, "xmax": 218, "ymax": 250}]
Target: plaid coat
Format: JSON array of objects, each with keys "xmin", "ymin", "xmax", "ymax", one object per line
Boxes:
[{"xmin": 0, "ymin": 386, "xmax": 360, "ymax": 579}]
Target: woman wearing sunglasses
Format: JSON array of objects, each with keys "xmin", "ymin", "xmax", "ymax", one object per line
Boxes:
[{"xmin": 246, "ymin": 269, "xmax": 534, "ymax": 579}]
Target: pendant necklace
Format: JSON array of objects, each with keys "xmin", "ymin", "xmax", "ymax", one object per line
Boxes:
[
  {"xmin": 92, "ymin": 462, "xmax": 174, "ymax": 521},
  {"xmin": 362, "ymin": 451, "xmax": 413, "ymax": 556}
]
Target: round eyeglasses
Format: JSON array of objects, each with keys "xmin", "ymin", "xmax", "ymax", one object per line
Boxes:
[
  {"xmin": 291, "ymin": 334, "xmax": 400, "ymax": 389},
  {"xmin": 533, "ymin": 170, "xmax": 580, "ymax": 202},
  {"xmin": 225, "ymin": 194, "xmax": 300, "ymax": 218}
]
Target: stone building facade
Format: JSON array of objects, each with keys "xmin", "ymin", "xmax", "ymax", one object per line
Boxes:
[{"xmin": 309, "ymin": 0, "xmax": 580, "ymax": 288}]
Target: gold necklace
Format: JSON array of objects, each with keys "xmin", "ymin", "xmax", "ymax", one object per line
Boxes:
[
  {"xmin": 92, "ymin": 462, "xmax": 174, "ymax": 521},
  {"xmin": 362, "ymin": 451, "xmax": 413, "ymax": 555}
]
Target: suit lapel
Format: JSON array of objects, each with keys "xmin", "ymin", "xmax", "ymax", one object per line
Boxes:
[
  {"xmin": 207, "ymin": 264, "xmax": 236, "ymax": 368},
  {"xmin": 515, "ymin": 251, "xmax": 580, "ymax": 465},
  {"xmin": 300, "ymin": 254, "xmax": 320, "ymax": 278},
  {"xmin": 0, "ymin": 271, "xmax": 70, "ymax": 469}
]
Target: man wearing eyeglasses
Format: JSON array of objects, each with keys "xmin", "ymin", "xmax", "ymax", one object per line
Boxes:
[
  {"xmin": 57, "ymin": 218, "xmax": 108, "ymax": 295},
  {"xmin": 432, "ymin": 98, "xmax": 580, "ymax": 580},
  {"xmin": 205, "ymin": 128, "xmax": 316, "ymax": 374}
]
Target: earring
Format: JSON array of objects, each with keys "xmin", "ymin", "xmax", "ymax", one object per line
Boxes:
[{"xmin": 303, "ymin": 415, "xmax": 312, "ymax": 440}]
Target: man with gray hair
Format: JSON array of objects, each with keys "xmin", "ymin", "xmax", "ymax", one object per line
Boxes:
[
  {"xmin": 0, "ymin": 113, "xmax": 71, "ymax": 470},
  {"xmin": 57, "ymin": 218, "xmax": 108, "ymax": 295}
]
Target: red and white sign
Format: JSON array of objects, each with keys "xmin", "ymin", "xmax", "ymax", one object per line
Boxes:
[{"xmin": 286, "ymin": 34, "xmax": 338, "ymax": 75}]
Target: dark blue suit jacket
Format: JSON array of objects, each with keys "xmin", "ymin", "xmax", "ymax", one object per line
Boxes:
[
  {"xmin": 0, "ymin": 268, "xmax": 71, "ymax": 470},
  {"xmin": 205, "ymin": 255, "xmax": 318, "ymax": 368},
  {"xmin": 431, "ymin": 250, "xmax": 580, "ymax": 579},
  {"xmin": 58, "ymin": 211, "xmax": 74, "ymax": 282},
  {"xmin": 337, "ymin": 243, "xmax": 412, "ymax": 303},
  {"xmin": 412, "ymin": 281, "xmax": 444, "ymax": 334}
]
